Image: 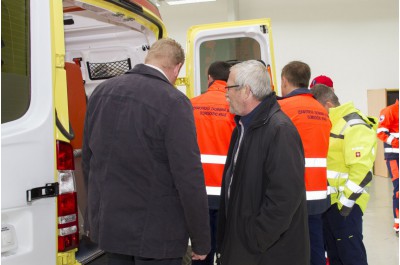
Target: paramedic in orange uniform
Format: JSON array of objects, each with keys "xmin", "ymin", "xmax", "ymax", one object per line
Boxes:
[
  {"xmin": 191, "ymin": 61, "xmax": 235, "ymax": 265},
  {"xmin": 278, "ymin": 61, "xmax": 332, "ymax": 265},
  {"xmin": 377, "ymin": 99, "xmax": 399, "ymax": 233}
]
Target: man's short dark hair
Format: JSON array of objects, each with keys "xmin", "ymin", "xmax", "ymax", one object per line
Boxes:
[
  {"xmin": 281, "ymin": 61, "xmax": 311, "ymax": 88},
  {"xmin": 208, "ymin": 61, "xmax": 231, "ymax": 82}
]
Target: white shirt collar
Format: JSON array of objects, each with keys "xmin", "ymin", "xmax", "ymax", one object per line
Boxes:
[{"xmin": 145, "ymin": 64, "xmax": 169, "ymax": 81}]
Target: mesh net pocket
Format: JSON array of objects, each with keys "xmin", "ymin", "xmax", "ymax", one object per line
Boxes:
[{"xmin": 86, "ymin": 58, "xmax": 131, "ymax": 80}]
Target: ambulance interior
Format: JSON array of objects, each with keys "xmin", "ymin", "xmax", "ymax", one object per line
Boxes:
[
  {"xmin": 63, "ymin": 1, "xmax": 158, "ymax": 263},
  {"xmin": 62, "ymin": 2, "xmax": 274, "ymax": 263}
]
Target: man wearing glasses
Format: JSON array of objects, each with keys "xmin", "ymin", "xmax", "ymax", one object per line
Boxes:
[{"xmin": 216, "ymin": 60, "xmax": 310, "ymax": 265}]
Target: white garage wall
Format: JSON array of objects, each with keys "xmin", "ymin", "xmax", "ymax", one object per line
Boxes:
[{"xmin": 159, "ymin": 0, "xmax": 399, "ymax": 113}]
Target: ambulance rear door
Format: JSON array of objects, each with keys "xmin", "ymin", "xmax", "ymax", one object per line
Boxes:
[
  {"xmin": 1, "ymin": 0, "xmax": 58, "ymax": 264},
  {"xmin": 184, "ymin": 18, "xmax": 277, "ymax": 98}
]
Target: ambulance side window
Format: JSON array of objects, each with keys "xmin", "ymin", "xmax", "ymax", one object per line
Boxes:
[
  {"xmin": 1, "ymin": 0, "xmax": 30, "ymax": 124},
  {"xmin": 199, "ymin": 37, "xmax": 261, "ymax": 93}
]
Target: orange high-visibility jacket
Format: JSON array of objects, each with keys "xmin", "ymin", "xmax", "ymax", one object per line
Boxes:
[
  {"xmin": 279, "ymin": 90, "xmax": 332, "ymax": 214},
  {"xmin": 377, "ymin": 99, "xmax": 399, "ymax": 160},
  {"xmin": 191, "ymin": 80, "xmax": 236, "ymax": 197}
]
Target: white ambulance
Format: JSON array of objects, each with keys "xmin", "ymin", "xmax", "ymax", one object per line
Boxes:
[{"xmin": 1, "ymin": 1, "xmax": 276, "ymax": 264}]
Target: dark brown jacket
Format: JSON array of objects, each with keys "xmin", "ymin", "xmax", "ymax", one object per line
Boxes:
[{"xmin": 82, "ymin": 64, "xmax": 210, "ymax": 258}]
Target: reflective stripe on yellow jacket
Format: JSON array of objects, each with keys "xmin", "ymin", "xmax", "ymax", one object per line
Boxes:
[{"xmin": 327, "ymin": 101, "xmax": 377, "ymax": 215}]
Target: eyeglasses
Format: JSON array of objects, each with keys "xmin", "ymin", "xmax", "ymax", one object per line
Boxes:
[{"xmin": 225, "ymin": 85, "xmax": 240, "ymax": 90}]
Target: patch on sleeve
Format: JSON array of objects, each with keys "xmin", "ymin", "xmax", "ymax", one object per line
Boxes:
[{"xmin": 379, "ymin": 114, "xmax": 385, "ymax": 123}]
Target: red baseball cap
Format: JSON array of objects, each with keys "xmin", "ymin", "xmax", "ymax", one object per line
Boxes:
[{"xmin": 310, "ymin": 75, "xmax": 333, "ymax": 89}]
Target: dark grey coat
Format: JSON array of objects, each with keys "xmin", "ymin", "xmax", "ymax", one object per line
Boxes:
[
  {"xmin": 217, "ymin": 93, "xmax": 310, "ymax": 265},
  {"xmin": 82, "ymin": 64, "xmax": 210, "ymax": 258}
]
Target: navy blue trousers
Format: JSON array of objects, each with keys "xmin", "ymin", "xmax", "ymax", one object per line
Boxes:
[
  {"xmin": 386, "ymin": 158, "xmax": 399, "ymax": 227},
  {"xmin": 323, "ymin": 204, "xmax": 367, "ymax": 265},
  {"xmin": 308, "ymin": 214, "xmax": 326, "ymax": 265}
]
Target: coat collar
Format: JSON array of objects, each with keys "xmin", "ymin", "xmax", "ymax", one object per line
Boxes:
[
  {"xmin": 276, "ymin": 87, "xmax": 313, "ymax": 99},
  {"xmin": 235, "ymin": 92, "xmax": 280, "ymax": 130},
  {"xmin": 329, "ymin": 101, "xmax": 356, "ymax": 125},
  {"xmin": 127, "ymin": 64, "xmax": 171, "ymax": 85},
  {"xmin": 207, "ymin": 80, "xmax": 227, "ymax": 93}
]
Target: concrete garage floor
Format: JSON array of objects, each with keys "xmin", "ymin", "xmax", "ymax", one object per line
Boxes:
[
  {"xmin": 88, "ymin": 175, "xmax": 399, "ymax": 265},
  {"xmin": 364, "ymin": 175, "xmax": 399, "ymax": 265}
]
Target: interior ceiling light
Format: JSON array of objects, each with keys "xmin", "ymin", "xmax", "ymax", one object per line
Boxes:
[{"xmin": 165, "ymin": 0, "xmax": 216, "ymax": 5}]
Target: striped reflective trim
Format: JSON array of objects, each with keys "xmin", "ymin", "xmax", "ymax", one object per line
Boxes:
[
  {"xmin": 305, "ymin": 158, "xmax": 327, "ymax": 168},
  {"xmin": 395, "ymin": 218, "xmax": 399, "ymax": 224},
  {"xmin": 387, "ymin": 135, "xmax": 395, "ymax": 145},
  {"xmin": 328, "ymin": 186, "xmax": 347, "ymax": 194},
  {"xmin": 346, "ymin": 180, "xmax": 366, "ymax": 194},
  {"xmin": 340, "ymin": 113, "xmax": 371, "ymax": 136},
  {"xmin": 339, "ymin": 195, "xmax": 355, "ymax": 208},
  {"xmin": 385, "ymin": 148, "xmax": 400, "ymax": 154},
  {"xmin": 393, "ymin": 133, "xmax": 400, "ymax": 137},
  {"xmin": 201, "ymin": 154, "xmax": 227, "ymax": 164},
  {"xmin": 347, "ymin": 118, "xmax": 367, "ymax": 127},
  {"xmin": 339, "ymin": 118, "xmax": 367, "ymax": 135},
  {"xmin": 327, "ymin": 170, "xmax": 349, "ymax": 180},
  {"xmin": 377, "ymin": 127, "xmax": 389, "ymax": 133},
  {"xmin": 306, "ymin": 190, "xmax": 328, "ymax": 200},
  {"xmin": 206, "ymin": 186, "xmax": 221, "ymax": 196},
  {"xmin": 328, "ymin": 186, "xmax": 335, "ymax": 194}
]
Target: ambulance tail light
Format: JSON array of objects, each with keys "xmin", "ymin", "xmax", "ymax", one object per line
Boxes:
[{"xmin": 56, "ymin": 140, "xmax": 79, "ymax": 252}]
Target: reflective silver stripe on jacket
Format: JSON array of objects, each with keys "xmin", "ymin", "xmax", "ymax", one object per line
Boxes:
[
  {"xmin": 201, "ymin": 154, "xmax": 227, "ymax": 164},
  {"xmin": 306, "ymin": 190, "xmax": 328, "ymax": 200},
  {"xmin": 339, "ymin": 194, "xmax": 355, "ymax": 208},
  {"xmin": 206, "ymin": 186, "xmax": 221, "ymax": 196},
  {"xmin": 340, "ymin": 118, "xmax": 367, "ymax": 135},
  {"xmin": 327, "ymin": 186, "xmax": 337, "ymax": 194},
  {"xmin": 346, "ymin": 179, "xmax": 367, "ymax": 194},
  {"xmin": 327, "ymin": 170, "xmax": 348, "ymax": 195},
  {"xmin": 384, "ymin": 148, "xmax": 399, "ymax": 154},
  {"xmin": 201, "ymin": 155, "xmax": 226, "ymax": 195},
  {"xmin": 327, "ymin": 170, "xmax": 369, "ymax": 196},
  {"xmin": 305, "ymin": 158, "xmax": 327, "ymax": 168},
  {"xmin": 387, "ymin": 135, "xmax": 395, "ymax": 145},
  {"xmin": 327, "ymin": 170, "xmax": 349, "ymax": 180},
  {"xmin": 377, "ymin": 127, "xmax": 389, "ymax": 133}
]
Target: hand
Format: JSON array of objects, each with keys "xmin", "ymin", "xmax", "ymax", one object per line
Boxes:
[{"xmin": 192, "ymin": 252, "xmax": 207, "ymax": 260}]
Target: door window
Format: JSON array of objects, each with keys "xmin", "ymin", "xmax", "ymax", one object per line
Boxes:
[
  {"xmin": 199, "ymin": 37, "xmax": 261, "ymax": 93},
  {"xmin": 1, "ymin": 0, "xmax": 31, "ymax": 124}
]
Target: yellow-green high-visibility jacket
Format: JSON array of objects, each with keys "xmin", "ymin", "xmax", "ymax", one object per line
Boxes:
[{"xmin": 328, "ymin": 101, "xmax": 378, "ymax": 216}]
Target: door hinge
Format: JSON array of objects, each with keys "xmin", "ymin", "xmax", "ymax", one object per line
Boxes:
[
  {"xmin": 260, "ymin": 25, "xmax": 267, "ymax": 34},
  {"xmin": 27, "ymin": 182, "xmax": 59, "ymax": 203}
]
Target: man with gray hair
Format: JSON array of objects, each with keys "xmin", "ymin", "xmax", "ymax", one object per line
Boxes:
[{"xmin": 216, "ymin": 60, "xmax": 310, "ymax": 265}]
